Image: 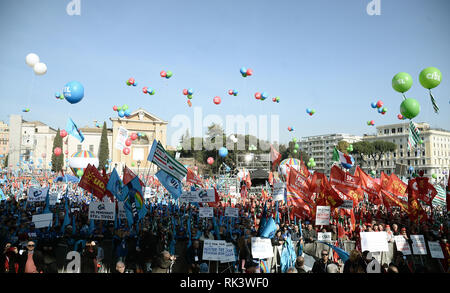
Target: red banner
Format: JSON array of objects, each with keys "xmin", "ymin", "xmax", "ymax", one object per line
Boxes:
[
  {"xmin": 355, "ymin": 166, "xmax": 382, "ymax": 205},
  {"xmin": 413, "ymin": 177, "xmax": 437, "ymax": 206},
  {"xmin": 186, "ymin": 168, "xmax": 204, "ymax": 187},
  {"xmin": 380, "ymin": 172, "xmax": 390, "ymax": 190},
  {"xmin": 329, "ymin": 165, "xmax": 363, "ymax": 205},
  {"xmin": 385, "ymin": 173, "xmax": 407, "ymax": 198},
  {"xmin": 123, "ymin": 165, "xmax": 145, "ymax": 187},
  {"xmin": 286, "ymin": 165, "xmax": 314, "ymax": 219},
  {"xmin": 381, "ymin": 190, "xmax": 408, "ymax": 213},
  {"xmin": 78, "ymin": 164, "xmax": 108, "ymax": 201},
  {"xmin": 407, "ymin": 179, "xmax": 428, "ymax": 222}
]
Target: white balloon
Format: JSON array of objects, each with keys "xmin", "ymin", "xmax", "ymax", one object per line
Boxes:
[
  {"xmin": 33, "ymin": 62, "xmax": 47, "ymax": 75},
  {"xmin": 25, "ymin": 53, "xmax": 40, "ymax": 67}
]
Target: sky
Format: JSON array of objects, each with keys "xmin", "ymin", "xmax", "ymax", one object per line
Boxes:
[{"xmin": 0, "ymin": 0, "xmax": 449, "ymax": 147}]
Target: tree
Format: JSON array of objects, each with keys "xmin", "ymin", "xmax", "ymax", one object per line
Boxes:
[
  {"xmin": 51, "ymin": 129, "xmax": 63, "ymax": 172},
  {"xmin": 337, "ymin": 140, "xmax": 350, "ymax": 154},
  {"xmin": 98, "ymin": 121, "xmax": 109, "ymax": 171},
  {"xmin": 351, "ymin": 141, "xmax": 396, "ymax": 170},
  {"xmin": 350, "ymin": 141, "xmax": 375, "ymax": 168}
]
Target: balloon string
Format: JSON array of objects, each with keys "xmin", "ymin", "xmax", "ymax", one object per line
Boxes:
[{"xmin": 402, "ymin": 93, "xmax": 406, "ymax": 100}]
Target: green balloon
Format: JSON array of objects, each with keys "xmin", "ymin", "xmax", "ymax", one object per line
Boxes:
[
  {"xmin": 307, "ymin": 162, "xmax": 311, "ymax": 167},
  {"xmin": 419, "ymin": 67, "xmax": 441, "ymax": 89},
  {"xmin": 412, "ymin": 173, "xmax": 418, "ymax": 178},
  {"xmin": 123, "ymin": 104, "xmax": 129, "ymax": 110},
  {"xmin": 370, "ymin": 170, "xmax": 376, "ymax": 176},
  {"xmin": 312, "ymin": 162, "xmax": 316, "ymax": 167},
  {"xmin": 310, "ymin": 109, "xmax": 316, "ymax": 114},
  {"xmin": 400, "ymin": 98, "xmax": 420, "ymax": 119},
  {"xmin": 166, "ymin": 71, "xmax": 173, "ymax": 78},
  {"xmin": 293, "ymin": 149, "xmax": 298, "ymax": 154},
  {"xmin": 150, "ymin": 89, "xmax": 155, "ymax": 95},
  {"xmin": 76, "ymin": 169, "xmax": 83, "ymax": 177},
  {"xmin": 382, "ymin": 107, "xmax": 387, "ymax": 112},
  {"xmin": 432, "ymin": 173, "xmax": 437, "ymax": 179},
  {"xmin": 126, "ymin": 81, "xmax": 131, "ymax": 86},
  {"xmin": 309, "ymin": 158, "xmax": 314, "ymax": 162},
  {"xmin": 392, "ymin": 72, "xmax": 413, "ymax": 93},
  {"xmin": 292, "ymin": 138, "xmax": 297, "ymax": 143},
  {"xmin": 419, "ymin": 139, "xmax": 424, "ymax": 145},
  {"xmin": 131, "ymin": 162, "xmax": 135, "ymax": 167},
  {"xmin": 187, "ymin": 94, "xmax": 193, "ymax": 99},
  {"xmin": 294, "ymin": 144, "xmax": 299, "ymax": 150}
]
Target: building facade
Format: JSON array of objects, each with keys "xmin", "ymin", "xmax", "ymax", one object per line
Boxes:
[
  {"xmin": 0, "ymin": 121, "xmax": 9, "ymax": 162},
  {"xmin": 298, "ymin": 134, "xmax": 363, "ymax": 175},
  {"xmin": 362, "ymin": 122, "xmax": 450, "ymax": 182}
]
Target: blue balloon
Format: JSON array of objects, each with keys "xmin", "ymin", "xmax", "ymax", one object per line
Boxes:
[
  {"xmin": 124, "ymin": 109, "xmax": 131, "ymax": 117},
  {"xmin": 16, "ymin": 163, "xmax": 20, "ymax": 166},
  {"xmin": 306, "ymin": 108, "xmax": 311, "ymax": 114},
  {"xmin": 261, "ymin": 92, "xmax": 268, "ymax": 100},
  {"xmin": 188, "ymin": 88, "xmax": 194, "ymax": 95},
  {"xmin": 63, "ymin": 81, "xmax": 84, "ymax": 104},
  {"xmin": 233, "ymin": 90, "xmax": 238, "ymax": 95},
  {"xmin": 377, "ymin": 107, "xmax": 383, "ymax": 113},
  {"xmin": 371, "ymin": 102, "xmax": 377, "ymax": 108},
  {"xmin": 133, "ymin": 82, "xmax": 137, "ymax": 86},
  {"xmin": 409, "ymin": 166, "xmax": 414, "ymax": 171},
  {"xmin": 219, "ymin": 147, "xmax": 228, "ymax": 158},
  {"xmin": 118, "ymin": 110, "xmax": 125, "ymax": 117},
  {"xmin": 55, "ymin": 92, "xmax": 61, "ymax": 98},
  {"xmin": 240, "ymin": 67, "xmax": 247, "ymax": 75}
]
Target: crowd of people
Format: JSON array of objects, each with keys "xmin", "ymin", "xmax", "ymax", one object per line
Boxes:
[{"xmin": 0, "ymin": 170, "xmax": 449, "ymax": 274}]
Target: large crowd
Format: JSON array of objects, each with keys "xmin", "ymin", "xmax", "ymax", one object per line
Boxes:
[{"xmin": 0, "ymin": 170, "xmax": 449, "ymax": 274}]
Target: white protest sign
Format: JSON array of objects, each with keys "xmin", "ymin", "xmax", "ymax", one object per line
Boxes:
[
  {"xmin": 229, "ymin": 186, "xmax": 237, "ymax": 196},
  {"xmin": 88, "ymin": 202, "xmax": 116, "ymax": 221},
  {"xmin": 217, "ymin": 241, "xmax": 227, "ymax": 261},
  {"xmin": 318, "ymin": 232, "xmax": 332, "ymax": 242},
  {"xmin": 199, "ymin": 207, "xmax": 213, "ymax": 218},
  {"xmin": 144, "ymin": 187, "xmax": 153, "ymax": 199},
  {"xmin": 179, "ymin": 189, "xmax": 215, "ymax": 203},
  {"xmin": 225, "ymin": 207, "xmax": 239, "ymax": 218},
  {"xmin": 32, "ymin": 213, "xmax": 53, "ymax": 229},
  {"xmin": 315, "ymin": 206, "xmax": 330, "ymax": 226},
  {"xmin": 221, "ymin": 243, "xmax": 237, "ymax": 263},
  {"xmin": 114, "ymin": 126, "xmax": 129, "ymax": 151},
  {"xmin": 272, "ymin": 182, "xmax": 285, "ymax": 202},
  {"xmin": 49, "ymin": 193, "xmax": 58, "ymax": 205},
  {"xmin": 27, "ymin": 187, "xmax": 49, "ymax": 202},
  {"xmin": 117, "ymin": 201, "xmax": 127, "ymax": 219},
  {"xmin": 251, "ymin": 237, "xmax": 274, "ymax": 259},
  {"xmin": 202, "ymin": 240, "xmax": 221, "ymax": 261},
  {"xmin": 411, "ymin": 235, "xmax": 427, "ymax": 255},
  {"xmin": 427, "ymin": 241, "xmax": 444, "ymax": 259},
  {"xmin": 339, "ymin": 200, "xmax": 354, "ymax": 210},
  {"xmin": 394, "ymin": 236, "xmax": 412, "ymax": 255},
  {"xmin": 360, "ymin": 232, "xmax": 389, "ymax": 252}
]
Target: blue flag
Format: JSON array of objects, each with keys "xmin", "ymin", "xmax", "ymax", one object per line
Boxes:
[
  {"xmin": 280, "ymin": 237, "xmax": 297, "ymax": 273},
  {"xmin": 106, "ymin": 168, "xmax": 128, "ymax": 201},
  {"xmin": 124, "ymin": 176, "xmax": 147, "ymax": 227},
  {"xmin": 66, "ymin": 117, "xmax": 85, "ymax": 143},
  {"xmin": 259, "ymin": 217, "xmax": 277, "ymax": 238},
  {"xmin": 320, "ymin": 242, "xmax": 350, "ymax": 263},
  {"xmin": 43, "ymin": 188, "xmax": 51, "ymax": 214},
  {"xmin": 155, "ymin": 169, "xmax": 182, "ymax": 200},
  {"xmin": 61, "ymin": 190, "xmax": 71, "ymax": 234}
]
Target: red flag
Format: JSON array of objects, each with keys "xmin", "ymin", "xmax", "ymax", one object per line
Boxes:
[
  {"xmin": 270, "ymin": 145, "xmax": 282, "ymax": 170},
  {"xmin": 123, "ymin": 165, "xmax": 145, "ymax": 187},
  {"xmin": 355, "ymin": 166, "xmax": 382, "ymax": 205},
  {"xmin": 381, "ymin": 190, "xmax": 408, "ymax": 213},
  {"xmin": 78, "ymin": 164, "xmax": 108, "ymax": 201},
  {"xmin": 285, "ymin": 165, "xmax": 314, "ymax": 220},
  {"xmin": 385, "ymin": 173, "xmax": 407, "ymax": 199},
  {"xmin": 380, "ymin": 172, "xmax": 390, "ymax": 190},
  {"xmin": 268, "ymin": 171, "xmax": 274, "ymax": 186},
  {"xmin": 414, "ymin": 176, "xmax": 437, "ymax": 206},
  {"xmin": 245, "ymin": 172, "xmax": 252, "ymax": 189},
  {"xmin": 329, "ymin": 165, "xmax": 363, "ymax": 205},
  {"xmin": 186, "ymin": 168, "xmax": 204, "ymax": 187},
  {"xmin": 407, "ymin": 179, "xmax": 428, "ymax": 222}
]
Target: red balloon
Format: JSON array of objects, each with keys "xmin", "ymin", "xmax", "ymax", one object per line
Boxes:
[
  {"xmin": 381, "ymin": 111, "xmax": 386, "ymax": 115},
  {"xmin": 143, "ymin": 87, "xmax": 148, "ymax": 94},
  {"xmin": 54, "ymin": 147, "xmax": 62, "ymax": 156},
  {"xmin": 376, "ymin": 100, "xmax": 383, "ymax": 108},
  {"xmin": 213, "ymin": 96, "xmax": 221, "ymax": 105},
  {"xmin": 370, "ymin": 120, "xmax": 375, "ymax": 125},
  {"xmin": 130, "ymin": 133, "xmax": 138, "ymax": 141},
  {"xmin": 123, "ymin": 147, "xmax": 130, "ymax": 155},
  {"xmin": 129, "ymin": 78, "xmax": 135, "ymax": 84},
  {"xmin": 187, "ymin": 100, "xmax": 192, "ymax": 107},
  {"xmin": 113, "ymin": 105, "xmax": 118, "ymax": 111},
  {"xmin": 125, "ymin": 139, "xmax": 132, "ymax": 146},
  {"xmin": 228, "ymin": 90, "xmax": 233, "ymax": 95},
  {"xmin": 160, "ymin": 71, "xmax": 167, "ymax": 78},
  {"xmin": 207, "ymin": 157, "xmax": 214, "ymax": 165},
  {"xmin": 255, "ymin": 92, "xmax": 261, "ymax": 99},
  {"xmin": 272, "ymin": 98, "xmax": 276, "ymax": 102},
  {"xmin": 183, "ymin": 89, "xmax": 188, "ymax": 95},
  {"xmin": 60, "ymin": 130, "xmax": 67, "ymax": 138},
  {"xmin": 397, "ymin": 114, "xmax": 403, "ymax": 120},
  {"xmin": 246, "ymin": 69, "xmax": 253, "ymax": 76},
  {"xmin": 64, "ymin": 150, "xmax": 68, "ymax": 155}
]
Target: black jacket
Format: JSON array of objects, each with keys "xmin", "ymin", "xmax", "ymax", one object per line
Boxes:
[
  {"xmin": 311, "ymin": 259, "xmax": 332, "ymax": 273},
  {"xmin": 19, "ymin": 250, "xmax": 45, "ymax": 273}
]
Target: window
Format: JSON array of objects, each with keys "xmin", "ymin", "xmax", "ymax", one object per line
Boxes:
[
  {"xmin": 424, "ymin": 170, "xmax": 427, "ymax": 175},
  {"xmin": 407, "ymin": 160, "xmax": 410, "ymax": 165},
  {"xmin": 422, "ymin": 151, "xmax": 425, "ymax": 156},
  {"xmin": 407, "ymin": 151, "xmax": 410, "ymax": 157},
  {"xmin": 391, "ymin": 128, "xmax": 396, "ymax": 134},
  {"xmin": 422, "ymin": 159, "xmax": 425, "ymax": 165},
  {"xmin": 393, "ymin": 153, "xmax": 396, "ymax": 158},
  {"xmin": 400, "ymin": 152, "xmax": 403, "ymax": 157},
  {"xmin": 77, "ymin": 145, "xmax": 82, "ymax": 152},
  {"xmin": 398, "ymin": 128, "xmax": 403, "ymax": 133},
  {"xmin": 400, "ymin": 145, "xmax": 403, "ymax": 149},
  {"xmin": 384, "ymin": 129, "xmax": 389, "ymax": 134}
]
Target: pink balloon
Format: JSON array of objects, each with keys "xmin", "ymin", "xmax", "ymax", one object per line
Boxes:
[
  {"xmin": 123, "ymin": 147, "xmax": 130, "ymax": 155},
  {"xmin": 143, "ymin": 87, "xmax": 148, "ymax": 94},
  {"xmin": 129, "ymin": 78, "xmax": 135, "ymax": 84},
  {"xmin": 125, "ymin": 139, "xmax": 132, "ymax": 146},
  {"xmin": 60, "ymin": 130, "xmax": 67, "ymax": 138},
  {"xmin": 370, "ymin": 120, "xmax": 375, "ymax": 125},
  {"xmin": 246, "ymin": 69, "xmax": 253, "ymax": 76},
  {"xmin": 183, "ymin": 89, "xmax": 188, "ymax": 95},
  {"xmin": 376, "ymin": 100, "xmax": 383, "ymax": 108},
  {"xmin": 130, "ymin": 133, "xmax": 138, "ymax": 141},
  {"xmin": 397, "ymin": 114, "xmax": 403, "ymax": 120},
  {"xmin": 64, "ymin": 150, "xmax": 68, "ymax": 155},
  {"xmin": 207, "ymin": 157, "xmax": 214, "ymax": 165},
  {"xmin": 54, "ymin": 147, "xmax": 62, "ymax": 156},
  {"xmin": 113, "ymin": 105, "xmax": 118, "ymax": 111},
  {"xmin": 160, "ymin": 71, "xmax": 167, "ymax": 78},
  {"xmin": 213, "ymin": 96, "xmax": 221, "ymax": 105},
  {"xmin": 228, "ymin": 90, "xmax": 233, "ymax": 95},
  {"xmin": 255, "ymin": 92, "xmax": 261, "ymax": 100}
]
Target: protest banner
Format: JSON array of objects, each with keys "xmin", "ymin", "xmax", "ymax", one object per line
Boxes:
[
  {"xmin": 144, "ymin": 187, "xmax": 153, "ymax": 199},
  {"xmin": 225, "ymin": 207, "xmax": 239, "ymax": 218},
  {"xmin": 114, "ymin": 126, "xmax": 129, "ymax": 151},
  {"xmin": 27, "ymin": 187, "xmax": 49, "ymax": 202},
  {"xmin": 220, "ymin": 243, "xmax": 237, "ymax": 263},
  {"xmin": 199, "ymin": 207, "xmax": 214, "ymax": 218},
  {"xmin": 202, "ymin": 240, "xmax": 222, "ymax": 261},
  {"xmin": 339, "ymin": 200, "xmax": 354, "ymax": 210},
  {"xmin": 179, "ymin": 189, "xmax": 215, "ymax": 203},
  {"xmin": 88, "ymin": 202, "xmax": 116, "ymax": 221},
  {"xmin": 360, "ymin": 232, "xmax": 389, "ymax": 252},
  {"xmin": 315, "ymin": 206, "xmax": 330, "ymax": 226},
  {"xmin": 32, "ymin": 213, "xmax": 53, "ymax": 228},
  {"xmin": 118, "ymin": 201, "xmax": 127, "ymax": 219},
  {"xmin": 411, "ymin": 235, "xmax": 427, "ymax": 255},
  {"xmin": 427, "ymin": 241, "xmax": 444, "ymax": 259},
  {"xmin": 317, "ymin": 232, "xmax": 332, "ymax": 242},
  {"xmin": 273, "ymin": 182, "xmax": 285, "ymax": 202},
  {"xmin": 49, "ymin": 193, "xmax": 58, "ymax": 205},
  {"xmin": 394, "ymin": 236, "xmax": 412, "ymax": 255},
  {"xmin": 251, "ymin": 237, "xmax": 274, "ymax": 259}
]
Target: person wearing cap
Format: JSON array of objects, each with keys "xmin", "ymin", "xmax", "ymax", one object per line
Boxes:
[{"xmin": 385, "ymin": 225, "xmax": 394, "ymax": 243}]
